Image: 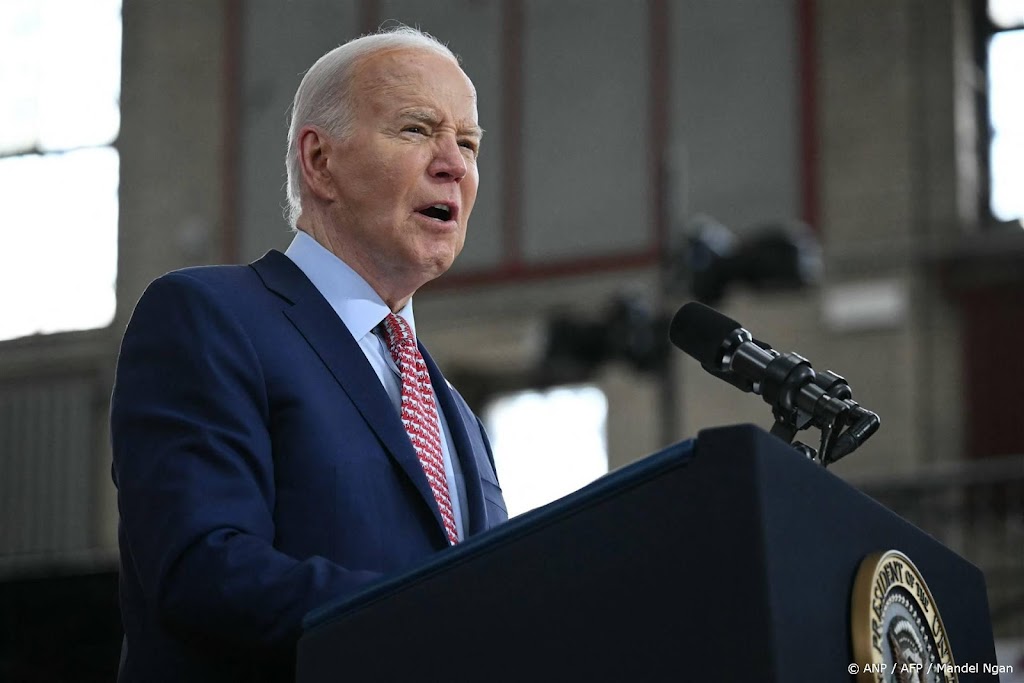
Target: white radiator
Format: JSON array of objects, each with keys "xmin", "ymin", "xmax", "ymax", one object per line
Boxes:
[{"xmin": 0, "ymin": 376, "xmax": 97, "ymax": 559}]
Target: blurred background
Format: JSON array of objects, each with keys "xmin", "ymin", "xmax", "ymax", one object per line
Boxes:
[{"xmin": 1, "ymin": 0, "xmax": 1022, "ymax": 679}]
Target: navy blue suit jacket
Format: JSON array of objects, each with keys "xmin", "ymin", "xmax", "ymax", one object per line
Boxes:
[{"xmin": 110, "ymin": 250, "xmax": 508, "ymax": 681}]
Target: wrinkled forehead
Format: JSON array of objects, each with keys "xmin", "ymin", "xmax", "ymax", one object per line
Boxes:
[{"xmin": 352, "ymin": 47, "xmax": 477, "ymax": 109}]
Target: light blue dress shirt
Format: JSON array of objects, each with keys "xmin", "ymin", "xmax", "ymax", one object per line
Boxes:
[{"xmin": 284, "ymin": 230, "xmax": 466, "ymax": 541}]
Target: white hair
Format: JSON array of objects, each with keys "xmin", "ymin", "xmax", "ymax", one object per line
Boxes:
[{"xmin": 284, "ymin": 25, "xmax": 460, "ymax": 228}]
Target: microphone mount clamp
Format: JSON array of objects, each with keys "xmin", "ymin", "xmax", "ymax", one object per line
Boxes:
[{"xmin": 751, "ymin": 346, "xmax": 879, "ymax": 466}]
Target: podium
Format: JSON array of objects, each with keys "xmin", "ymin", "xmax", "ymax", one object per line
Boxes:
[{"xmin": 296, "ymin": 424, "xmax": 998, "ymax": 682}]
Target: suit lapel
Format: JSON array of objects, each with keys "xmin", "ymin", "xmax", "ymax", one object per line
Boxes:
[
  {"xmin": 420, "ymin": 345, "xmax": 488, "ymax": 536},
  {"xmin": 250, "ymin": 250, "xmax": 449, "ymax": 542}
]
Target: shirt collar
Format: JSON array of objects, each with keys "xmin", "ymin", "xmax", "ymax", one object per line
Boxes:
[{"xmin": 284, "ymin": 230, "xmax": 416, "ymax": 341}]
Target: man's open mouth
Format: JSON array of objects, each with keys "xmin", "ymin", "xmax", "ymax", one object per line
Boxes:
[{"xmin": 418, "ymin": 204, "xmax": 453, "ymax": 221}]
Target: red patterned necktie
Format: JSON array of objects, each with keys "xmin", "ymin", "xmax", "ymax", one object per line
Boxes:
[{"xmin": 382, "ymin": 313, "xmax": 459, "ymax": 545}]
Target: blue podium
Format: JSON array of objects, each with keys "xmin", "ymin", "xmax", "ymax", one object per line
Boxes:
[{"xmin": 297, "ymin": 424, "xmax": 998, "ymax": 682}]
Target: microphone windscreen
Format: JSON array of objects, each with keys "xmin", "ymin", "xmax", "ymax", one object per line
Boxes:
[{"xmin": 669, "ymin": 302, "xmax": 742, "ymax": 365}]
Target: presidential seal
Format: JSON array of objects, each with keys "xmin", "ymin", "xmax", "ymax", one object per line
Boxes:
[{"xmin": 851, "ymin": 550, "xmax": 956, "ymax": 682}]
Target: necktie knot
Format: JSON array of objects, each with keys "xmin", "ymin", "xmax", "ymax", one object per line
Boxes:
[{"xmin": 382, "ymin": 313, "xmax": 415, "ymax": 359}]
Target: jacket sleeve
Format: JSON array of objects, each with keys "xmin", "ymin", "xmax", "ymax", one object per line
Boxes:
[{"xmin": 111, "ymin": 271, "xmax": 382, "ymax": 653}]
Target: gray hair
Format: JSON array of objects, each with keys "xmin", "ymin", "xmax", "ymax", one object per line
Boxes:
[{"xmin": 284, "ymin": 25, "xmax": 460, "ymax": 228}]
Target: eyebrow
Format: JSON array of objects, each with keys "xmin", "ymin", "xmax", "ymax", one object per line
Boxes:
[{"xmin": 401, "ymin": 108, "xmax": 484, "ymax": 140}]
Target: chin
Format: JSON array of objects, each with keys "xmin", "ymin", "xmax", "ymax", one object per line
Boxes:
[
  {"xmin": 425, "ymin": 245, "xmax": 461, "ymax": 274},
  {"xmin": 426, "ymin": 258, "xmax": 456, "ymax": 280}
]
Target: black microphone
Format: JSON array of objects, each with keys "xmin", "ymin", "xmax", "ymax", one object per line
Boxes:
[
  {"xmin": 669, "ymin": 302, "xmax": 775, "ymax": 395},
  {"xmin": 669, "ymin": 301, "xmax": 879, "ymax": 464}
]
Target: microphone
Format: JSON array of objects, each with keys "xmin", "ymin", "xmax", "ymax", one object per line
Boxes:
[{"xmin": 669, "ymin": 301, "xmax": 879, "ymax": 464}]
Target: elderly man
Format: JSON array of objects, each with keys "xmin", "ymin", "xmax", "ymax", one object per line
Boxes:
[{"xmin": 110, "ymin": 26, "xmax": 507, "ymax": 682}]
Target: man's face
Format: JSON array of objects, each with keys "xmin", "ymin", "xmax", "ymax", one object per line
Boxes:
[{"xmin": 321, "ymin": 48, "xmax": 481, "ymax": 298}]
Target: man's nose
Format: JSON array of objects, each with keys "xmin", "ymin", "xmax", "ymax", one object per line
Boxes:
[{"xmin": 428, "ymin": 136, "xmax": 468, "ymax": 182}]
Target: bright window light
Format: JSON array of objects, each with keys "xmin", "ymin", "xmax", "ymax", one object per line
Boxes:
[
  {"xmin": 989, "ymin": 29, "xmax": 1024, "ymax": 223},
  {"xmin": 0, "ymin": 0, "xmax": 121, "ymax": 341},
  {"xmin": 484, "ymin": 385, "xmax": 609, "ymax": 518},
  {"xmin": 0, "ymin": 149, "xmax": 119, "ymax": 339},
  {"xmin": 989, "ymin": 0, "xmax": 1024, "ymax": 28}
]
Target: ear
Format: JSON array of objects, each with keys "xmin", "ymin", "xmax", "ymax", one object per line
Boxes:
[{"xmin": 298, "ymin": 126, "xmax": 338, "ymax": 202}]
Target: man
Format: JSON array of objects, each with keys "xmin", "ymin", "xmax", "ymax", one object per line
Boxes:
[{"xmin": 110, "ymin": 26, "xmax": 508, "ymax": 681}]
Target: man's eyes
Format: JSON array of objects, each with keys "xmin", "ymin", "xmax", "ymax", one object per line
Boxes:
[{"xmin": 401, "ymin": 126, "xmax": 479, "ymax": 156}]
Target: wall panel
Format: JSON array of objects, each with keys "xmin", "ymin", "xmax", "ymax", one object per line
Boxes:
[
  {"xmin": 521, "ymin": 0, "xmax": 652, "ymax": 262},
  {"xmin": 670, "ymin": 0, "xmax": 800, "ymax": 233}
]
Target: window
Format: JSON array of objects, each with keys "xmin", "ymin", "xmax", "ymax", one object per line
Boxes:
[
  {"xmin": 484, "ymin": 385, "xmax": 608, "ymax": 518},
  {"xmin": 0, "ymin": 0, "xmax": 122, "ymax": 342},
  {"xmin": 980, "ymin": 0, "xmax": 1024, "ymax": 224}
]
